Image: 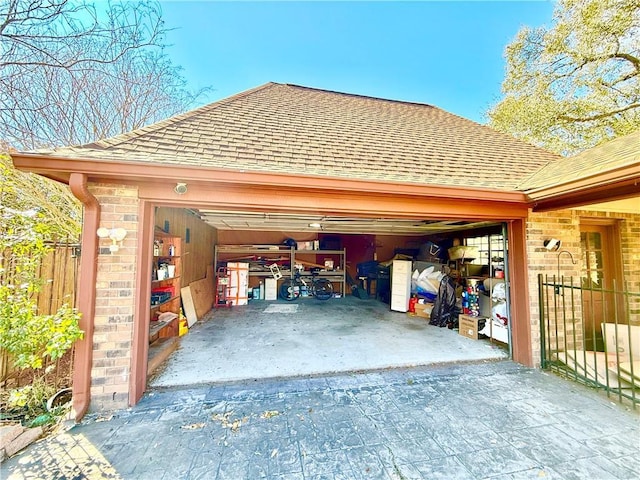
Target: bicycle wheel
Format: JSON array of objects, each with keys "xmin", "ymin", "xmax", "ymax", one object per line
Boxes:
[
  {"xmin": 313, "ymin": 278, "xmax": 333, "ymax": 301},
  {"xmin": 279, "ymin": 278, "xmax": 301, "ymax": 301}
]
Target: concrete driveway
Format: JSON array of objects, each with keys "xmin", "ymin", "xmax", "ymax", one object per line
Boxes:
[{"xmin": 4, "ymin": 361, "xmax": 639, "ymax": 479}]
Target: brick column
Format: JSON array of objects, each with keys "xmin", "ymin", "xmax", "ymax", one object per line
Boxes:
[
  {"xmin": 526, "ymin": 209, "xmax": 581, "ymax": 366},
  {"xmin": 89, "ymin": 183, "xmax": 139, "ymax": 411}
]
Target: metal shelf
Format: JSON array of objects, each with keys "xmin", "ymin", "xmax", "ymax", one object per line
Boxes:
[{"xmin": 214, "ymin": 245, "xmax": 346, "ymax": 297}]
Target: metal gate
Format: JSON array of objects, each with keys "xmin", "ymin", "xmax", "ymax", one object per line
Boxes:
[{"xmin": 538, "ymin": 274, "xmax": 639, "ymax": 407}]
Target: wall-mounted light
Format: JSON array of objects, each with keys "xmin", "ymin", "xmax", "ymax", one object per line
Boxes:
[
  {"xmin": 97, "ymin": 227, "xmax": 127, "ymax": 252},
  {"xmin": 308, "ymin": 223, "xmax": 322, "ymax": 228},
  {"xmin": 544, "ymin": 238, "xmax": 561, "ymax": 251},
  {"xmin": 175, "ymin": 183, "xmax": 187, "ymax": 195}
]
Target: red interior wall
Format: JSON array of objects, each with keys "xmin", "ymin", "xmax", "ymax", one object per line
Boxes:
[
  {"xmin": 217, "ymin": 230, "xmax": 435, "ymax": 284},
  {"xmin": 374, "ymin": 235, "xmax": 430, "ymax": 263},
  {"xmin": 218, "ymin": 230, "xmax": 317, "ymax": 245}
]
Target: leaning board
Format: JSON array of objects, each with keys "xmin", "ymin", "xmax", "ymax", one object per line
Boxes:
[
  {"xmin": 190, "ymin": 277, "xmax": 214, "ymax": 319},
  {"xmin": 181, "ymin": 286, "xmax": 198, "ymax": 327}
]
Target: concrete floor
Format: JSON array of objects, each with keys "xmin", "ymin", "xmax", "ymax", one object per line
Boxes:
[{"xmin": 150, "ymin": 296, "xmax": 508, "ymax": 388}]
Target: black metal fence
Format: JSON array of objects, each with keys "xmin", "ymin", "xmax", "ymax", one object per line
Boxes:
[{"xmin": 539, "ymin": 274, "xmax": 639, "ymax": 407}]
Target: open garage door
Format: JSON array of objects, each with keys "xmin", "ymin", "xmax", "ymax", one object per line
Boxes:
[{"xmin": 146, "ymin": 207, "xmax": 512, "ymax": 389}]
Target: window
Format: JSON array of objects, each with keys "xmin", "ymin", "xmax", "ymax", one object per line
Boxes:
[{"xmin": 465, "ymin": 234, "xmax": 506, "ymax": 269}]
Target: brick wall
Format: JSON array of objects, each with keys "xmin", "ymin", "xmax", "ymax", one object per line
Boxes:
[
  {"xmin": 90, "ymin": 183, "xmax": 139, "ymax": 411},
  {"xmin": 526, "ymin": 207, "xmax": 640, "ymax": 367}
]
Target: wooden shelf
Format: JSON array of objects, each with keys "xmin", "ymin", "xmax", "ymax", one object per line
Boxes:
[
  {"xmin": 147, "ymin": 337, "xmax": 179, "ymax": 376},
  {"xmin": 151, "ymin": 276, "xmax": 181, "ymax": 285},
  {"xmin": 150, "ymin": 295, "xmax": 181, "ymax": 311},
  {"xmin": 150, "ymin": 229, "xmax": 182, "ymax": 344},
  {"xmin": 296, "ymin": 249, "xmax": 344, "ymax": 255}
]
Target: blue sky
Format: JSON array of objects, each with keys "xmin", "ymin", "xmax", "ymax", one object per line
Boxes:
[{"xmin": 160, "ymin": 1, "xmax": 555, "ymax": 124}]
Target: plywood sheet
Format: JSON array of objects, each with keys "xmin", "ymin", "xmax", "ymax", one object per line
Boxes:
[
  {"xmin": 602, "ymin": 323, "xmax": 640, "ymax": 361},
  {"xmin": 553, "ymin": 350, "xmax": 634, "ymax": 388},
  {"xmin": 190, "ymin": 277, "xmax": 214, "ymax": 319},
  {"xmin": 619, "ymin": 361, "xmax": 640, "ymax": 383},
  {"xmin": 181, "ymin": 286, "xmax": 197, "ymax": 327}
]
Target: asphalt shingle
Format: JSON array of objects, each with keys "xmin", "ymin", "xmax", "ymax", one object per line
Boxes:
[
  {"xmin": 519, "ymin": 129, "xmax": 640, "ymax": 192},
  {"xmin": 39, "ymin": 83, "xmax": 563, "ymax": 191}
]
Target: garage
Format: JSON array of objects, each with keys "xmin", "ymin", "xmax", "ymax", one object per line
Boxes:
[
  {"xmin": 12, "ymin": 82, "xmax": 558, "ymax": 415},
  {"xmin": 146, "ymin": 206, "xmax": 512, "ymax": 388}
]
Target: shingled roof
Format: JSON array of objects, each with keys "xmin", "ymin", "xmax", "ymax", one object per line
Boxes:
[
  {"xmin": 519, "ymin": 129, "xmax": 640, "ymax": 193},
  {"xmin": 40, "ymin": 82, "xmax": 562, "ymax": 191}
]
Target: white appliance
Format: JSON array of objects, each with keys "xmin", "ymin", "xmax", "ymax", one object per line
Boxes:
[
  {"xmin": 264, "ymin": 278, "xmax": 277, "ymax": 301},
  {"xmin": 390, "ymin": 260, "xmax": 412, "ymax": 312}
]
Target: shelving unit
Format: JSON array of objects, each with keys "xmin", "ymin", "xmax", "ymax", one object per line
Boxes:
[
  {"xmin": 213, "ymin": 245, "xmax": 346, "ymax": 298},
  {"xmin": 148, "ymin": 228, "xmax": 182, "ymax": 375}
]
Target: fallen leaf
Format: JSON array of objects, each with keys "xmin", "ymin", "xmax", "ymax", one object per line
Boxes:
[
  {"xmin": 212, "ymin": 411, "xmax": 248, "ymax": 432},
  {"xmin": 181, "ymin": 423, "xmax": 205, "ymax": 430},
  {"xmin": 261, "ymin": 410, "xmax": 280, "ymax": 419}
]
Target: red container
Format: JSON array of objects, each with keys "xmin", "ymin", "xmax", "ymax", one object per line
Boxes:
[
  {"xmin": 408, "ymin": 296, "xmax": 418, "ymax": 313},
  {"xmin": 152, "ymin": 286, "xmax": 175, "ymax": 297}
]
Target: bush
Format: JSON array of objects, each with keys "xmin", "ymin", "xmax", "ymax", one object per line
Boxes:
[{"xmin": 0, "ymin": 154, "xmax": 83, "ymax": 427}]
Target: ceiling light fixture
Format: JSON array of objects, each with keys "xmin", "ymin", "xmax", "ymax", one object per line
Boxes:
[{"xmin": 308, "ymin": 222, "xmax": 322, "ymax": 228}]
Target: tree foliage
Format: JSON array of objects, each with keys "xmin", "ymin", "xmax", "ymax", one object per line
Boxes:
[
  {"xmin": 1, "ymin": 0, "xmax": 207, "ymax": 149},
  {"xmin": 0, "ymin": 155, "xmax": 82, "ymax": 371},
  {"xmin": 0, "ymin": 155, "xmax": 81, "ymax": 238},
  {"xmin": 488, "ymin": 0, "xmax": 640, "ymax": 155}
]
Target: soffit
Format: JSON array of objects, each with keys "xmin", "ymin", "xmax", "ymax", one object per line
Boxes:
[{"xmin": 573, "ymin": 197, "xmax": 640, "ymax": 214}]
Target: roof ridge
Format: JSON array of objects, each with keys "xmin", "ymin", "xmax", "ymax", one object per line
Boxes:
[
  {"xmin": 81, "ymin": 82, "xmax": 280, "ymax": 150},
  {"xmin": 280, "ymin": 83, "xmax": 441, "ymax": 110}
]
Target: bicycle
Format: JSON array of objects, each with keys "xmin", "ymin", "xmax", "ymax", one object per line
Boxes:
[{"xmin": 279, "ymin": 267, "xmax": 334, "ymax": 301}]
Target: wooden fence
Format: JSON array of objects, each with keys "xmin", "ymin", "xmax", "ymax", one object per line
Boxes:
[{"xmin": 0, "ymin": 241, "xmax": 79, "ymax": 387}]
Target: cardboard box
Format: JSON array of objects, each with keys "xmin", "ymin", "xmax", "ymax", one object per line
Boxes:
[
  {"xmin": 448, "ymin": 245, "xmax": 478, "ymax": 261},
  {"xmin": 458, "ymin": 314, "xmax": 484, "ymax": 340},
  {"xmin": 298, "ymin": 241, "xmax": 316, "ymax": 250},
  {"xmin": 414, "ymin": 302, "xmax": 433, "ymax": 319},
  {"xmin": 227, "ymin": 262, "xmax": 249, "ymax": 305}
]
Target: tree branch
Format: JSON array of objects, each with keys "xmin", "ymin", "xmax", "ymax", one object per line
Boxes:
[{"xmin": 559, "ymin": 103, "xmax": 640, "ymax": 123}]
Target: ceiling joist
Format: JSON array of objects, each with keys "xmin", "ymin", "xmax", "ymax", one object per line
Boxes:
[{"xmin": 194, "ymin": 209, "xmax": 497, "ymax": 235}]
